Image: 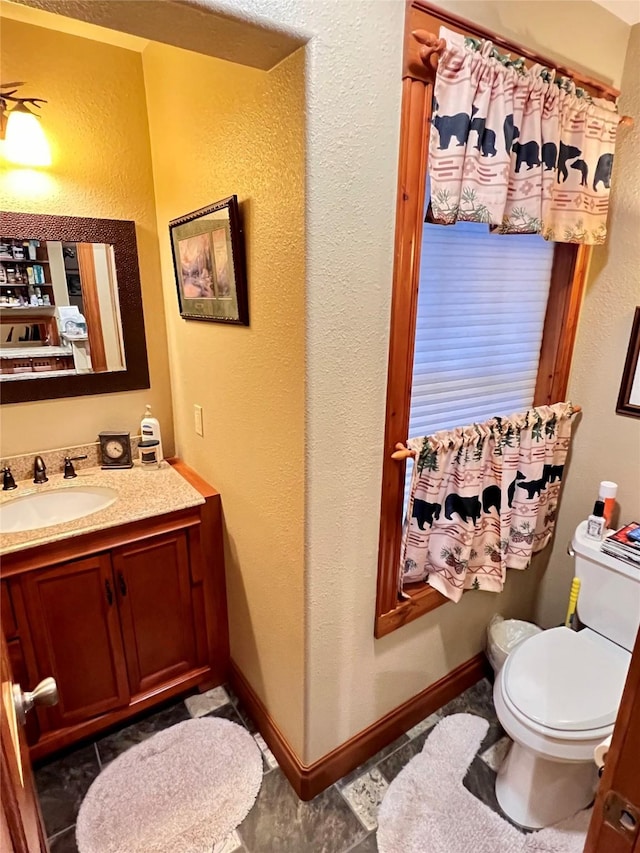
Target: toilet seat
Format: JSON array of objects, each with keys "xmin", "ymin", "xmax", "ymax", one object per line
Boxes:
[{"xmin": 503, "ymin": 627, "xmax": 629, "ymax": 734}]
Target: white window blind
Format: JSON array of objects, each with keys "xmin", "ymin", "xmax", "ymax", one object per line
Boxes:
[{"xmin": 404, "ymin": 220, "xmax": 555, "ymax": 507}]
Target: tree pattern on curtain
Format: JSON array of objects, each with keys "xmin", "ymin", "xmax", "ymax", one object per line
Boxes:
[
  {"xmin": 400, "ymin": 402, "xmax": 577, "ymax": 603},
  {"xmin": 427, "ymin": 27, "xmax": 618, "ymax": 245}
]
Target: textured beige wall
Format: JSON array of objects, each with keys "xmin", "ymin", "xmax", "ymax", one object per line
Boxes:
[
  {"xmin": 294, "ymin": 0, "xmax": 634, "ymax": 763},
  {"xmin": 0, "ymin": 17, "xmax": 173, "ymax": 457},
  {"xmin": 536, "ymin": 24, "xmax": 640, "ymax": 628},
  {"xmin": 436, "ymin": 1, "xmax": 629, "ymax": 87},
  {"xmin": 142, "ymin": 43, "xmax": 306, "ymax": 754}
]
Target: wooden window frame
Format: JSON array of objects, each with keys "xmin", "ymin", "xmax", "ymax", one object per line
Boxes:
[{"xmin": 375, "ymin": 1, "xmax": 618, "ymax": 639}]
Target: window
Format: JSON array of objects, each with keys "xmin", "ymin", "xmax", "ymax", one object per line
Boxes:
[
  {"xmin": 403, "ymin": 220, "xmax": 555, "ymax": 511},
  {"xmin": 410, "ymin": 221, "xmax": 554, "ymax": 436},
  {"xmin": 375, "ymin": 1, "xmax": 598, "ymax": 639}
]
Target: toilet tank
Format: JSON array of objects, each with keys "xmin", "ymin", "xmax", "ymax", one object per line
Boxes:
[{"xmin": 573, "ymin": 521, "xmax": 640, "ymax": 651}]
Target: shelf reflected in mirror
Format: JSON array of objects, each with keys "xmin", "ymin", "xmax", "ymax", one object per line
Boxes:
[{"xmin": 0, "ymin": 213, "xmax": 149, "ymax": 404}]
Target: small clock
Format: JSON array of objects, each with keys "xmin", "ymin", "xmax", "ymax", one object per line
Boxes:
[{"xmin": 98, "ymin": 431, "xmax": 133, "ymax": 469}]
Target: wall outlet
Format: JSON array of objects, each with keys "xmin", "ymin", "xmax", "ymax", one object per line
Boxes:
[{"xmin": 194, "ymin": 404, "xmax": 204, "ymax": 437}]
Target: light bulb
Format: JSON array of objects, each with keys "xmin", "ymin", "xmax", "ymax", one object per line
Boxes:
[{"xmin": 4, "ymin": 105, "xmax": 52, "ymax": 167}]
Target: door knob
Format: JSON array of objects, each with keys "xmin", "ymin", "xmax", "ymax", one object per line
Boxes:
[{"xmin": 13, "ymin": 677, "xmax": 58, "ymax": 725}]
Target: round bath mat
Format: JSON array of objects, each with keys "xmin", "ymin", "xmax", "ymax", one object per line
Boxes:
[{"xmin": 76, "ymin": 717, "xmax": 263, "ymax": 853}]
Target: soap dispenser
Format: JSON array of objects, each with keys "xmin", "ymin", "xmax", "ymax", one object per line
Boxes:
[{"xmin": 140, "ymin": 404, "xmax": 163, "ymax": 462}]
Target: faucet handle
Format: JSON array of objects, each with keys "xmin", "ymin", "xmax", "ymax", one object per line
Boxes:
[
  {"xmin": 63, "ymin": 454, "xmax": 88, "ymax": 479},
  {"xmin": 2, "ymin": 467, "xmax": 17, "ymax": 491}
]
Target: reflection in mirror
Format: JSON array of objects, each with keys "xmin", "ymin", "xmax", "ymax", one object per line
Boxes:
[
  {"xmin": 0, "ymin": 212, "xmax": 149, "ymax": 404},
  {"xmin": 0, "ymin": 237, "xmax": 125, "ymax": 382}
]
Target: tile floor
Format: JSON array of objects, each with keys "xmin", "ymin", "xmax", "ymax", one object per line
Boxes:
[{"xmin": 36, "ymin": 677, "xmax": 515, "ymax": 853}]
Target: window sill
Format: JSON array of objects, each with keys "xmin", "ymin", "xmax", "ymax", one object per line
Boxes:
[{"xmin": 374, "ymin": 582, "xmax": 449, "ymax": 638}]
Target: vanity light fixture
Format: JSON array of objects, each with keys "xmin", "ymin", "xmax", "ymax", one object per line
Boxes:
[{"xmin": 1, "ymin": 81, "xmax": 51, "ymax": 167}]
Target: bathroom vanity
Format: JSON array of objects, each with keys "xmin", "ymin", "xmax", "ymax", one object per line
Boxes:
[{"xmin": 0, "ymin": 460, "xmax": 229, "ymax": 760}]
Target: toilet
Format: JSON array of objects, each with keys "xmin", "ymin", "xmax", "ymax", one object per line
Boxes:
[{"xmin": 493, "ymin": 521, "xmax": 640, "ymax": 829}]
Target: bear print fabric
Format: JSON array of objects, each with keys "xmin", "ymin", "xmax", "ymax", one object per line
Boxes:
[
  {"xmin": 428, "ymin": 27, "xmax": 618, "ymax": 244},
  {"xmin": 400, "ymin": 402, "xmax": 577, "ymax": 603}
]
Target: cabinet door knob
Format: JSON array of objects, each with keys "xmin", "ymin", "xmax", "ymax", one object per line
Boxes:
[
  {"xmin": 105, "ymin": 579, "xmax": 113, "ymax": 606},
  {"xmin": 13, "ymin": 677, "xmax": 58, "ymax": 725},
  {"xmin": 117, "ymin": 571, "xmax": 127, "ymax": 597}
]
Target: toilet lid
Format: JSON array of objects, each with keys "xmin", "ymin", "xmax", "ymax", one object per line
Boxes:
[{"xmin": 503, "ymin": 627, "xmax": 630, "ymax": 731}]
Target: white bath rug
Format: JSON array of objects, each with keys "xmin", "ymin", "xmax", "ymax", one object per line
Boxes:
[
  {"xmin": 76, "ymin": 717, "xmax": 262, "ymax": 853},
  {"xmin": 377, "ymin": 713, "xmax": 590, "ymax": 853}
]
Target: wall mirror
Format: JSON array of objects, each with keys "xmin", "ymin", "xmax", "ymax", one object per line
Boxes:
[{"xmin": 0, "ymin": 212, "xmax": 149, "ymax": 404}]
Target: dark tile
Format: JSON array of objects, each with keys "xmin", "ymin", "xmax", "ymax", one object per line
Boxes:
[
  {"xmin": 224, "ymin": 682, "xmax": 242, "ymax": 706},
  {"xmin": 224, "ymin": 683, "xmax": 262, "ymax": 734},
  {"xmin": 463, "ymin": 755, "xmax": 500, "ymax": 813},
  {"xmin": 95, "ymin": 699, "xmax": 190, "ymax": 765},
  {"xmin": 238, "ymin": 767, "xmax": 366, "ymax": 853},
  {"xmin": 347, "ymin": 832, "xmax": 379, "ymax": 852},
  {"xmin": 336, "ymin": 734, "xmax": 410, "ymax": 789},
  {"xmin": 438, "ymin": 678, "xmax": 504, "ymax": 749},
  {"xmin": 208, "ymin": 703, "xmax": 246, "ymax": 726},
  {"xmin": 376, "ymin": 725, "xmax": 435, "ymax": 783},
  {"xmin": 439, "ymin": 677, "xmax": 495, "ymax": 718},
  {"xmin": 232, "ymin": 700, "xmax": 259, "ymax": 734},
  {"xmin": 464, "ymin": 756, "xmax": 529, "ymax": 833},
  {"xmin": 49, "ymin": 826, "xmax": 79, "ymax": 852},
  {"xmin": 35, "ymin": 744, "xmax": 100, "ymax": 837}
]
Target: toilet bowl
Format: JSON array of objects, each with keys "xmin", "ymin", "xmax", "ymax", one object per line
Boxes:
[
  {"xmin": 492, "ymin": 522, "xmax": 640, "ymax": 829},
  {"xmin": 492, "ymin": 521, "xmax": 640, "ymax": 829},
  {"xmin": 493, "ymin": 626, "xmax": 630, "ymax": 828}
]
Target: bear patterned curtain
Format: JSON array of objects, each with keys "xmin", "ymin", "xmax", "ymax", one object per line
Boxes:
[
  {"xmin": 400, "ymin": 402, "xmax": 578, "ymax": 603},
  {"xmin": 427, "ymin": 27, "xmax": 619, "ymax": 245}
]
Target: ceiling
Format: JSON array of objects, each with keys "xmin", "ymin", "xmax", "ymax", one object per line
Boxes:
[
  {"xmin": 592, "ymin": 0, "xmax": 640, "ymax": 25},
  {"xmin": 1, "ymin": 0, "xmax": 306, "ymax": 70}
]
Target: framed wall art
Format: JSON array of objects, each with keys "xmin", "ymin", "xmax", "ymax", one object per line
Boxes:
[
  {"xmin": 169, "ymin": 195, "xmax": 248, "ymax": 325},
  {"xmin": 616, "ymin": 306, "xmax": 640, "ymax": 418}
]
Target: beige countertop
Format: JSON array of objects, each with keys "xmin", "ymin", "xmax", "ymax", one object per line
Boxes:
[{"xmin": 0, "ymin": 462, "xmax": 205, "ymax": 556}]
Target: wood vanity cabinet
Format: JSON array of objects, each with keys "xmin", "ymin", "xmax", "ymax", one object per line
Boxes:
[
  {"xmin": 20, "ymin": 553, "xmax": 130, "ymax": 728},
  {"xmin": 0, "ymin": 462, "xmax": 229, "ymax": 761}
]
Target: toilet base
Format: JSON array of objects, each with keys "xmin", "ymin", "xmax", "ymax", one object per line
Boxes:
[{"xmin": 496, "ymin": 741, "xmax": 597, "ymax": 829}]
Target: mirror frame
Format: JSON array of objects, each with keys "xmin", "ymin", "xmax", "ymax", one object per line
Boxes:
[
  {"xmin": 0, "ymin": 212, "xmax": 150, "ymax": 404},
  {"xmin": 616, "ymin": 306, "xmax": 640, "ymax": 419}
]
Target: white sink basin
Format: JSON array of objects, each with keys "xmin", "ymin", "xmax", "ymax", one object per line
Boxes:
[{"xmin": 0, "ymin": 486, "xmax": 117, "ymax": 533}]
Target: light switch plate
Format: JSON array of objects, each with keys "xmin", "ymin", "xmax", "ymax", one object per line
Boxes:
[{"xmin": 194, "ymin": 404, "xmax": 204, "ymax": 437}]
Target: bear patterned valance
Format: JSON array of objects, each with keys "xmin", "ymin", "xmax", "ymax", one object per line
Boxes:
[
  {"xmin": 427, "ymin": 27, "xmax": 619, "ymax": 245},
  {"xmin": 400, "ymin": 402, "xmax": 578, "ymax": 603}
]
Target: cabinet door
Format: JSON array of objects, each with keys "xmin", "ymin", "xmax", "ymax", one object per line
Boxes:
[
  {"xmin": 113, "ymin": 531, "xmax": 198, "ymax": 695},
  {"xmin": 20, "ymin": 555, "xmax": 129, "ymax": 727}
]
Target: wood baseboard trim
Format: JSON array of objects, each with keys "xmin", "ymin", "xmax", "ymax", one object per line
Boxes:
[{"xmin": 229, "ymin": 651, "xmax": 488, "ymax": 801}]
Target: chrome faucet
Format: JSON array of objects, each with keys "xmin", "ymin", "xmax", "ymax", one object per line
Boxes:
[{"xmin": 33, "ymin": 456, "xmax": 48, "ymax": 484}]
